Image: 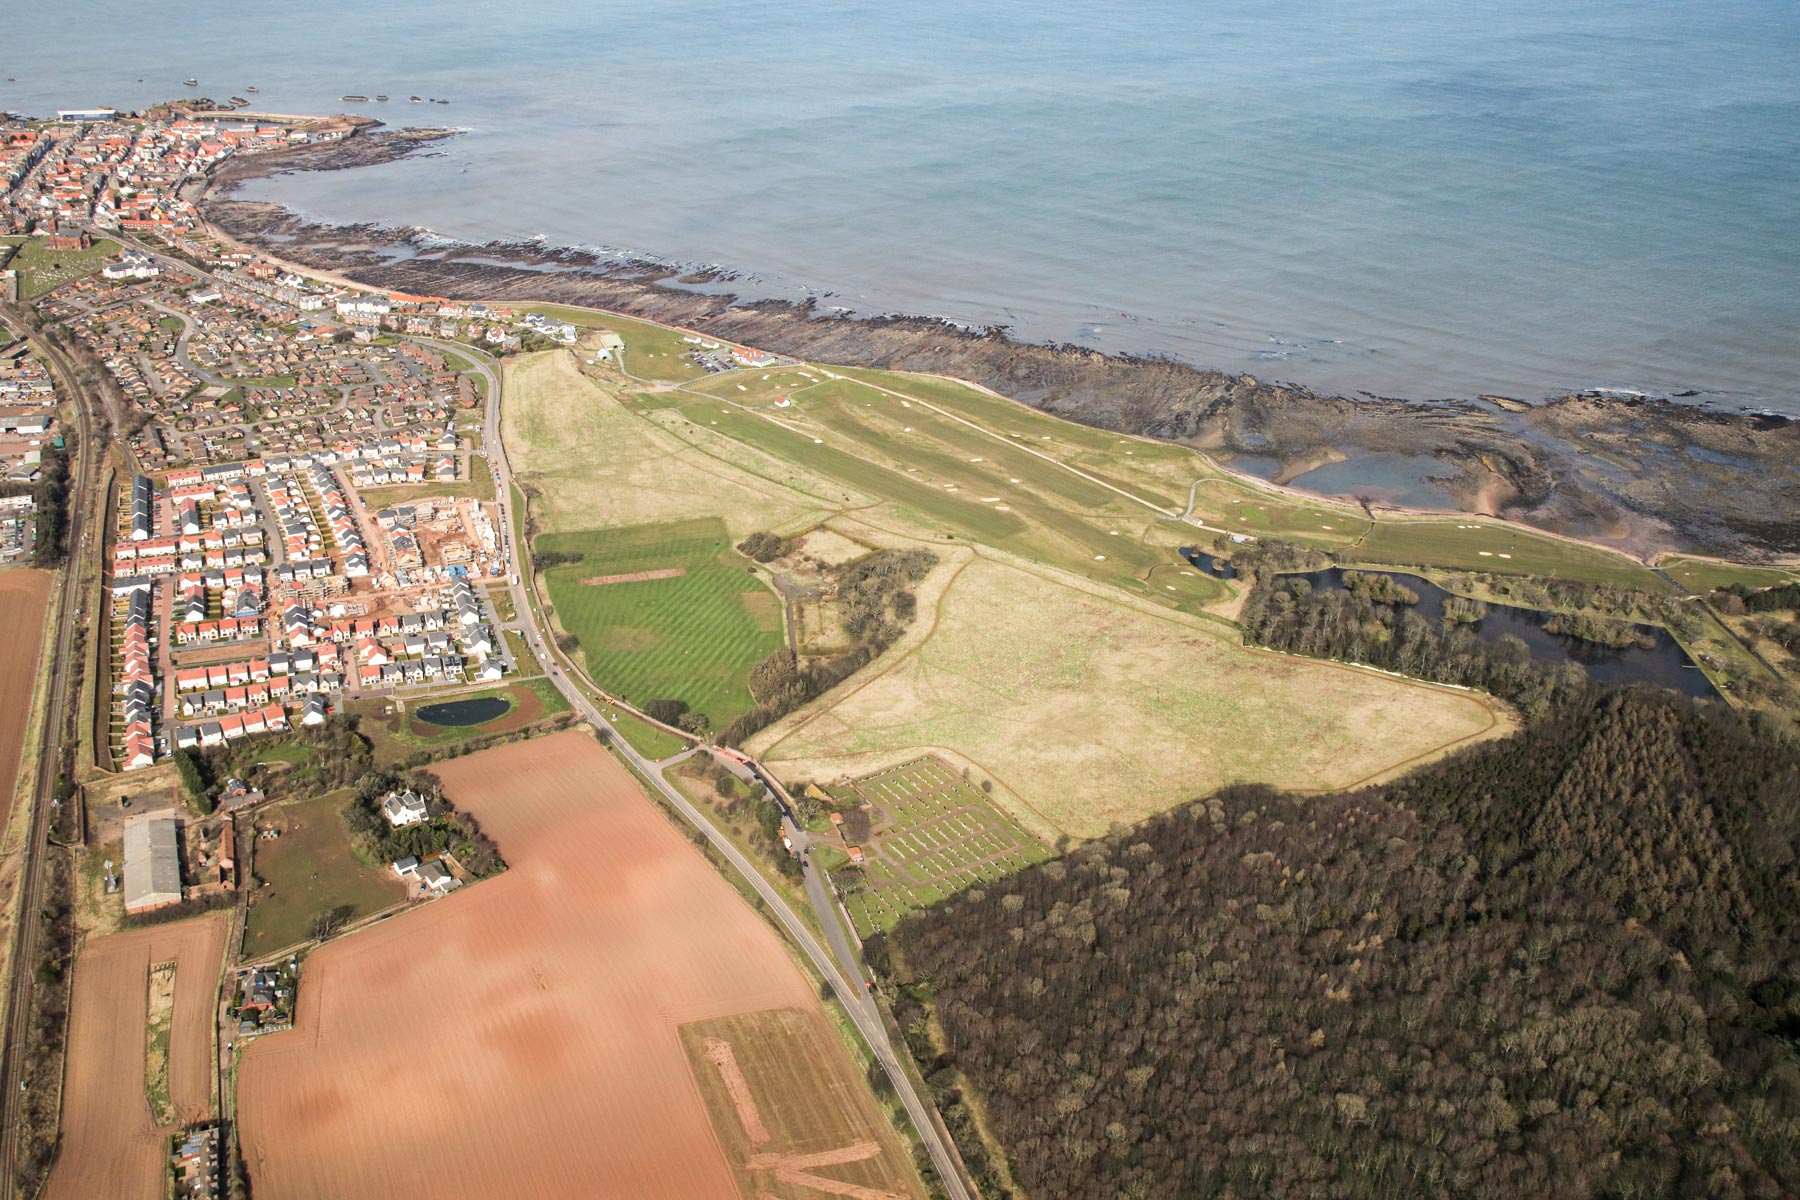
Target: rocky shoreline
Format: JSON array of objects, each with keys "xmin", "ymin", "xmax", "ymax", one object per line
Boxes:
[{"xmin": 202, "ymin": 129, "xmax": 1800, "ymax": 560}]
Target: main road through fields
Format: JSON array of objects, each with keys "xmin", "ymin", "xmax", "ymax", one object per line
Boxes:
[{"xmin": 444, "ymin": 337, "xmax": 978, "ymax": 1200}]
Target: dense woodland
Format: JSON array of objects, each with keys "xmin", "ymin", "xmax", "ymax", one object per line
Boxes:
[
  {"xmin": 1239, "ymin": 571, "xmax": 1589, "ymax": 718},
  {"xmin": 879, "ymin": 690, "xmax": 1800, "ymax": 1199}
]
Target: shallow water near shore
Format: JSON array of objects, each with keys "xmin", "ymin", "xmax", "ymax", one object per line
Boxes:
[{"xmin": 9, "ymin": 0, "xmax": 1799, "ymax": 411}]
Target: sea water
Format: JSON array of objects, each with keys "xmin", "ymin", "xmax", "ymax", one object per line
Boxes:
[{"xmin": 10, "ymin": 0, "xmax": 1799, "ymax": 411}]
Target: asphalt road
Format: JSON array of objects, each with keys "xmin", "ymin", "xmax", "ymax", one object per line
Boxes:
[{"xmin": 458, "ymin": 338, "xmax": 974, "ymax": 1200}]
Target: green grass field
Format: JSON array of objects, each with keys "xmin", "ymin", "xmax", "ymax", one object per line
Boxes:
[
  {"xmin": 1349, "ymin": 519, "xmax": 1666, "ymax": 587},
  {"xmin": 823, "ymin": 758, "xmax": 1052, "ymax": 937},
  {"xmin": 539, "ymin": 517, "xmax": 786, "ymax": 726},
  {"xmin": 515, "ymin": 303, "xmax": 712, "ymax": 383},
  {"xmin": 244, "ymin": 791, "xmax": 405, "ymax": 956},
  {"xmin": 1, "ymin": 235, "xmax": 121, "ymax": 299},
  {"xmin": 598, "ymin": 705, "xmax": 690, "ymax": 759},
  {"xmin": 1660, "ymin": 556, "xmax": 1800, "ymax": 594},
  {"xmin": 659, "ymin": 378, "xmax": 1227, "ymax": 614},
  {"xmin": 350, "ymin": 680, "xmax": 569, "ymax": 765}
]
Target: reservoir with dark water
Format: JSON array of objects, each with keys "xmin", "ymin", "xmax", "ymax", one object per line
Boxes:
[
  {"xmin": 1179, "ymin": 549, "xmax": 1715, "ymax": 698},
  {"xmin": 414, "ymin": 695, "xmax": 512, "ymax": 727}
]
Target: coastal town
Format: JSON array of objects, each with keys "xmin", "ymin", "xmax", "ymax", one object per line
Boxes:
[{"xmin": 1, "ymin": 73, "xmax": 1797, "ymax": 1200}]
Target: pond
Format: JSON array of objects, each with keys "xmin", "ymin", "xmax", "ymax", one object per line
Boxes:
[
  {"xmin": 1178, "ymin": 547, "xmax": 1236, "ymax": 579},
  {"xmin": 413, "ymin": 695, "xmax": 512, "ymax": 727},
  {"xmin": 1288, "ymin": 453, "xmax": 1460, "ymax": 509},
  {"xmin": 1280, "ymin": 567, "xmax": 1716, "ymax": 698}
]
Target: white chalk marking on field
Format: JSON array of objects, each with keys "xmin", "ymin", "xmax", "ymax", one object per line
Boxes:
[
  {"xmin": 813, "ymin": 438, "xmax": 823, "ymax": 444},
  {"xmin": 1478, "ymin": 551, "xmax": 1493, "ymax": 556},
  {"xmin": 979, "ymin": 496, "xmax": 1000, "ymax": 502},
  {"xmin": 901, "ymin": 400, "xmax": 911, "ymax": 408},
  {"xmin": 1498, "ymin": 552, "xmax": 1512, "ymax": 558},
  {"xmin": 994, "ymin": 504, "xmax": 1010, "ymax": 511},
  {"xmin": 903, "ymin": 427, "xmax": 912, "ymax": 432},
  {"xmin": 1109, "ymin": 530, "xmax": 1119, "ymax": 535},
  {"xmin": 737, "ymin": 385, "xmax": 747, "ymax": 391},
  {"xmin": 1167, "ymin": 585, "xmax": 1177, "ymax": 590},
  {"xmin": 1094, "ymin": 554, "xmax": 1106, "ymax": 560},
  {"xmin": 1010, "ymin": 478, "xmax": 1021, "ymax": 483},
  {"xmin": 969, "ymin": 457, "xmax": 983, "ymax": 462}
]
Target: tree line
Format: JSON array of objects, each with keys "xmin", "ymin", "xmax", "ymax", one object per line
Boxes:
[
  {"xmin": 1240, "ymin": 571, "xmax": 1588, "ymax": 718},
  {"xmin": 876, "ymin": 688, "xmax": 1800, "ymax": 1198},
  {"xmin": 714, "ymin": 544, "xmax": 937, "ymax": 746}
]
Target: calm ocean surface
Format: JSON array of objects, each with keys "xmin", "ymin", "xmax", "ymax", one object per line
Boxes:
[{"xmin": 12, "ymin": 0, "xmax": 1800, "ymax": 411}]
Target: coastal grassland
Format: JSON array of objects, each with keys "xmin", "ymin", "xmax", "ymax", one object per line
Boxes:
[
  {"xmin": 1660, "ymin": 555, "xmax": 1800, "ymax": 593},
  {"xmin": 820, "ymin": 757, "xmax": 1053, "ymax": 938},
  {"xmin": 0, "ymin": 235, "xmax": 121, "ymax": 299},
  {"xmin": 827, "ymin": 367, "xmax": 1682, "ymax": 586},
  {"xmin": 539, "ymin": 518, "xmax": 786, "ymax": 726},
  {"xmin": 657, "ymin": 378, "xmax": 1227, "ymax": 613},
  {"xmin": 677, "ymin": 1007, "xmax": 924, "ymax": 1200},
  {"xmin": 243, "ymin": 790, "xmax": 405, "ymax": 957},
  {"xmin": 516, "ymin": 303, "xmax": 712, "ymax": 382},
  {"xmin": 750, "ymin": 555, "xmax": 1508, "ymax": 841},
  {"xmin": 1348, "ymin": 518, "xmax": 1669, "ymax": 587},
  {"xmin": 502, "ymin": 348, "xmax": 830, "ymax": 536}
]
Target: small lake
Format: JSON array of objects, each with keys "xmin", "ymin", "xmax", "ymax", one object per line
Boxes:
[
  {"xmin": 414, "ymin": 695, "xmax": 512, "ymax": 727},
  {"xmin": 1282, "ymin": 567, "xmax": 1716, "ymax": 698},
  {"xmin": 1178, "ymin": 547, "xmax": 1236, "ymax": 580},
  {"xmin": 1288, "ymin": 453, "xmax": 1459, "ymax": 509}
]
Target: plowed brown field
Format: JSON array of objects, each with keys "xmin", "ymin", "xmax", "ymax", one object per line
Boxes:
[
  {"xmin": 0, "ymin": 569, "xmax": 52, "ymax": 831},
  {"xmin": 236, "ymin": 730, "xmax": 840, "ymax": 1198},
  {"xmin": 45, "ymin": 914, "xmax": 229, "ymax": 1200}
]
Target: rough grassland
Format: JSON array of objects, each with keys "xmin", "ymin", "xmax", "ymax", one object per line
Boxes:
[
  {"xmin": 540, "ymin": 518, "xmax": 785, "ymax": 725},
  {"xmin": 236, "ymin": 731, "xmax": 863, "ymax": 1199},
  {"xmin": 243, "ymin": 791, "xmax": 406, "ymax": 957},
  {"xmin": 502, "ymin": 348, "xmax": 828, "ymax": 537},
  {"xmin": 679, "ymin": 1007, "xmax": 922, "ymax": 1200},
  {"xmin": 752, "ymin": 556, "xmax": 1508, "ymax": 841},
  {"xmin": 46, "ymin": 914, "xmax": 228, "ymax": 1200},
  {"xmin": 0, "ymin": 570, "xmax": 52, "ymax": 837}
]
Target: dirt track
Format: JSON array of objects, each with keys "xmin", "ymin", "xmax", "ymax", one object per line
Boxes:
[
  {"xmin": 235, "ymin": 731, "xmax": 823, "ymax": 1198},
  {"xmin": 45, "ymin": 915, "xmax": 229, "ymax": 1200},
  {"xmin": 0, "ymin": 570, "xmax": 52, "ymax": 835}
]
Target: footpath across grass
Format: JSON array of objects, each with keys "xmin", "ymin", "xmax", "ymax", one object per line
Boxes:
[{"xmin": 539, "ymin": 517, "xmax": 785, "ymax": 729}]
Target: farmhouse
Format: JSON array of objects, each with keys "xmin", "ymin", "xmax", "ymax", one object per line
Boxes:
[
  {"xmin": 381, "ymin": 789, "xmax": 429, "ymax": 828},
  {"xmin": 123, "ymin": 809, "xmax": 183, "ymax": 913}
]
